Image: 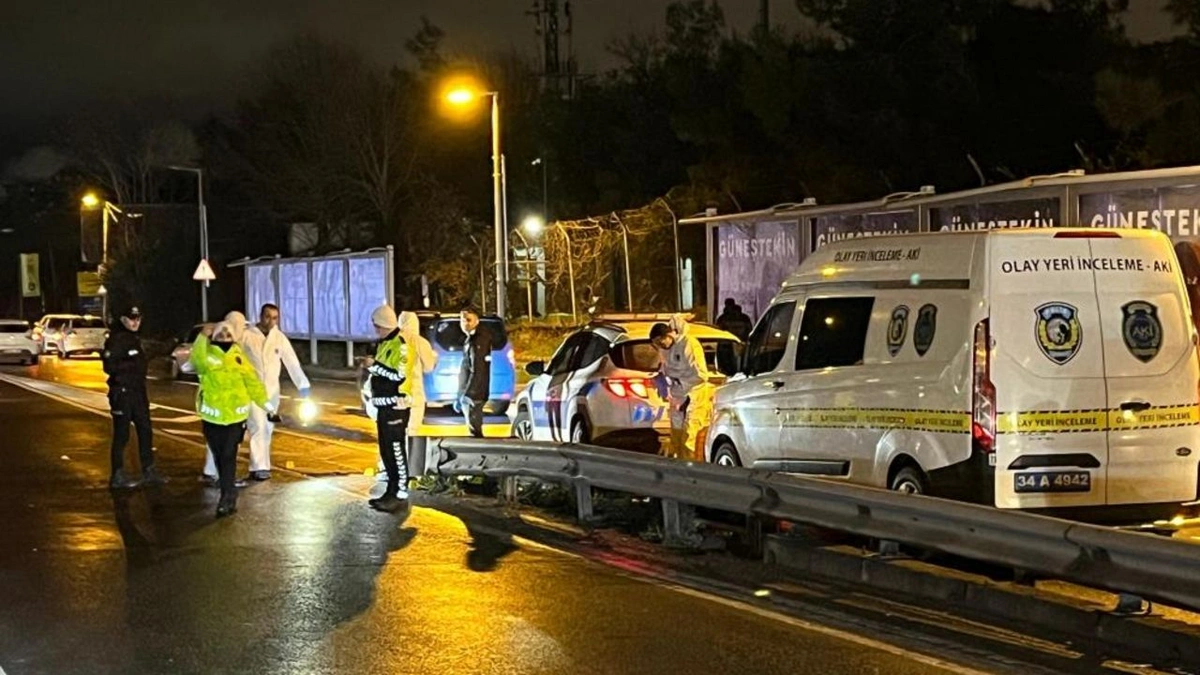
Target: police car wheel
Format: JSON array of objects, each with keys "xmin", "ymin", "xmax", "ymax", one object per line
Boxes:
[
  {"xmin": 890, "ymin": 466, "xmax": 928, "ymax": 495},
  {"xmin": 712, "ymin": 442, "xmax": 741, "ymax": 467},
  {"xmin": 513, "ymin": 409, "xmax": 534, "ymax": 440}
]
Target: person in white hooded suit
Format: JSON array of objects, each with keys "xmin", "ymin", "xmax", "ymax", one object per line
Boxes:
[
  {"xmin": 202, "ymin": 305, "xmax": 310, "ymax": 484},
  {"xmin": 650, "ymin": 314, "xmax": 714, "ymax": 461}
]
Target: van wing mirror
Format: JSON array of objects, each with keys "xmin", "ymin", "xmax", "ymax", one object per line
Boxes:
[{"xmin": 525, "ymin": 361, "xmax": 545, "ymax": 377}]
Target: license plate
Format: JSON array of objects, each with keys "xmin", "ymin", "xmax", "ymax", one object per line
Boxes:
[{"xmin": 1014, "ymin": 471, "xmax": 1091, "ymax": 493}]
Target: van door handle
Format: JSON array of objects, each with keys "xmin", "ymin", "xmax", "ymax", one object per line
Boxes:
[
  {"xmin": 765, "ymin": 380, "xmax": 784, "ymax": 390},
  {"xmin": 1119, "ymin": 401, "xmax": 1151, "ymax": 413}
]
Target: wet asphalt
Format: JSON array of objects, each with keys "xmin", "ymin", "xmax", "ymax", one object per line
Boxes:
[{"xmin": 0, "ymin": 373, "xmax": 970, "ymax": 675}]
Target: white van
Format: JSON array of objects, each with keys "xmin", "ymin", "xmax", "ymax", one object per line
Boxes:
[{"xmin": 705, "ymin": 228, "xmax": 1200, "ymax": 521}]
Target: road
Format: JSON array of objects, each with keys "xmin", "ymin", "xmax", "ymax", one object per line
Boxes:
[{"xmin": 0, "ymin": 372, "xmax": 1009, "ymax": 675}]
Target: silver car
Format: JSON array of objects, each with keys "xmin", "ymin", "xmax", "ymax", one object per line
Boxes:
[
  {"xmin": 57, "ymin": 316, "xmax": 108, "ymax": 358},
  {"xmin": 33, "ymin": 314, "xmax": 80, "ymax": 355},
  {"xmin": 170, "ymin": 324, "xmax": 205, "ymax": 379},
  {"xmin": 0, "ymin": 320, "xmax": 41, "ymax": 365},
  {"xmin": 511, "ymin": 317, "xmax": 741, "ymax": 452}
]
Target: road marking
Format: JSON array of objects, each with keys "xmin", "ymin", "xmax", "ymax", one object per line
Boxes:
[{"xmin": 475, "ymin": 525, "xmax": 992, "ymax": 675}]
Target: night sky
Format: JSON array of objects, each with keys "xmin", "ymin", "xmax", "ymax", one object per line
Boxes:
[{"xmin": 0, "ymin": 0, "xmax": 1184, "ymax": 168}]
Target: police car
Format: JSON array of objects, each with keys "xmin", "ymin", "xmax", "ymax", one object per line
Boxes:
[{"xmin": 511, "ymin": 315, "xmax": 741, "ymax": 452}]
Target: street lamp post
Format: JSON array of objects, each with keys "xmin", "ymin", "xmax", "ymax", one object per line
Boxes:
[
  {"xmin": 510, "ymin": 228, "xmax": 536, "ymax": 321},
  {"xmin": 167, "ymin": 165, "xmax": 210, "ymax": 322},
  {"xmin": 446, "ymin": 84, "xmax": 507, "ymax": 319},
  {"xmin": 82, "ymin": 193, "xmax": 122, "ymax": 321},
  {"xmin": 523, "ymin": 216, "xmax": 576, "ymax": 321}
]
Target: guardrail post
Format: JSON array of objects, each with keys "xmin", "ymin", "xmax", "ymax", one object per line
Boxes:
[
  {"xmin": 574, "ymin": 480, "xmax": 594, "ymax": 523},
  {"xmin": 500, "ymin": 476, "xmax": 519, "ymax": 504},
  {"xmin": 662, "ymin": 499, "xmax": 702, "ymax": 549}
]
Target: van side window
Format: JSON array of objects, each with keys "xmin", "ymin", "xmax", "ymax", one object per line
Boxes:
[
  {"xmin": 794, "ymin": 297, "xmax": 875, "ymax": 371},
  {"xmin": 743, "ymin": 302, "xmax": 797, "ymax": 376}
]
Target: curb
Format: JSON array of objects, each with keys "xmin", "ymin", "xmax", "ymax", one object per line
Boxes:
[{"xmin": 764, "ymin": 534, "xmax": 1200, "ymax": 667}]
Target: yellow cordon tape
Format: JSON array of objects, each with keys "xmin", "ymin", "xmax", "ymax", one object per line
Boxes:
[
  {"xmin": 780, "ymin": 408, "xmax": 971, "ymax": 434},
  {"xmin": 774, "ymin": 405, "xmax": 1200, "ymax": 435}
]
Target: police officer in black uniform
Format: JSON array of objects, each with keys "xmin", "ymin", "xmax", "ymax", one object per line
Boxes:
[{"xmin": 103, "ymin": 304, "xmax": 166, "ymax": 489}]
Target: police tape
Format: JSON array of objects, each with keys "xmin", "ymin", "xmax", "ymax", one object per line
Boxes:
[
  {"xmin": 776, "ymin": 404, "xmax": 1200, "ymax": 435},
  {"xmin": 997, "ymin": 404, "xmax": 1200, "ymax": 434},
  {"xmin": 780, "ymin": 408, "xmax": 971, "ymax": 434}
]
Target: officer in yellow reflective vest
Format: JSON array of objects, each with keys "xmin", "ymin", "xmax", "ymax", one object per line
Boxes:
[
  {"xmin": 190, "ymin": 321, "xmax": 276, "ymax": 518},
  {"xmin": 365, "ymin": 305, "xmax": 416, "ymax": 513}
]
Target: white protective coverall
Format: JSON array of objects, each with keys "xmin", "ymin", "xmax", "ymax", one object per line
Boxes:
[
  {"xmin": 658, "ymin": 314, "xmax": 714, "ymax": 461},
  {"xmin": 376, "ymin": 311, "xmax": 437, "ymax": 477},
  {"xmin": 203, "ymin": 311, "xmax": 310, "ymax": 475}
]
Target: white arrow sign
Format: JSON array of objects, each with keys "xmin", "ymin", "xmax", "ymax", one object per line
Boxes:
[{"xmin": 192, "ymin": 258, "xmax": 216, "ymax": 281}]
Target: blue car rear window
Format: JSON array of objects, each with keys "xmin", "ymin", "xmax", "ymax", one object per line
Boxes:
[{"xmin": 432, "ymin": 319, "xmax": 508, "ymax": 351}]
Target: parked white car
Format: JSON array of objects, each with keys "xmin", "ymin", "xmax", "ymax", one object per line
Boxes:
[
  {"xmin": 33, "ymin": 314, "xmax": 80, "ymax": 355},
  {"xmin": 0, "ymin": 320, "xmax": 41, "ymax": 365},
  {"xmin": 706, "ymin": 228, "xmax": 1200, "ymax": 523},
  {"xmin": 56, "ymin": 315, "xmax": 108, "ymax": 358},
  {"xmin": 170, "ymin": 324, "xmax": 205, "ymax": 379},
  {"xmin": 512, "ymin": 316, "xmax": 741, "ymax": 452}
]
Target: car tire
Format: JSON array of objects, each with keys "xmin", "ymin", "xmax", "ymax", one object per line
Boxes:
[
  {"xmin": 890, "ymin": 465, "xmax": 929, "ymax": 495},
  {"xmin": 712, "ymin": 441, "xmax": 742, "ymax": 467},
  {"xmin": 488, "ymin": 400, "xmax": 510, "ymax": 416},
  {"xmin": 570, "ymin": 417, "xmax": 591, "ymax": 444},
  {"xmin": 512, "ymin": 408, "xmax": 534, "ymax": 440}
]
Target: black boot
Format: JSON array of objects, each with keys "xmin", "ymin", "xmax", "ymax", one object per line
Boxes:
[
  {"xmin": 215, "ymin": 494, "xmax": 238, "ymax": 518},
  {"xmin": 109, "ymin": 469, "xmax": 140, "ymax": 490},
  {"xmin": 142, "ymin": 465, "xmax": 168, "ymax": 487},
  {"xmin": 370, "ymin": 492, "xmax": 409, "ymax": 513}
]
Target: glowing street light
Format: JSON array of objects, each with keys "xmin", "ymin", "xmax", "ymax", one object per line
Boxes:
[
  {"xmin": 522, "ymin": 215, "xmax": 545, "ymax": 237},
  {"xmin": 441, "ymin": 77, "xmax": 507, "ymax": 319},
  {"xmin": 81, "ymin": 192, "xmax": 100, "ymax": 209}
]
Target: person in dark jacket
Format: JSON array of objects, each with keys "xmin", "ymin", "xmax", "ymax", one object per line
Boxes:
[
  {"xmin": 455, "ymin": 307, "xmax": 491, "ymax": 438},
  {"xmin": 103, "ymin": 304, "xmax": 166, "ymax": 490},
  {"xmin": 715, "ymin": 298, "xmax": 753, "ymax": 341}
]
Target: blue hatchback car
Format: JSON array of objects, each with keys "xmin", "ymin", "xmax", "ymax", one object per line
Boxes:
[
  {"xmin": 422, "ymin": 313, "xmax": 516, "ymax": 414},
  {"xmin": 361, "ymin": 312, "xmax": 516, "ymax": 417}
]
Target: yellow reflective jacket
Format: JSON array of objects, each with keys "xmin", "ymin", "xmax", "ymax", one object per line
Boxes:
[{"xmin": 190, "ymin": 334, "xmax": 269, "ymax": 425}]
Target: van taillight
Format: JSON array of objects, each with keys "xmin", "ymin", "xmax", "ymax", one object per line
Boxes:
[{"xmin": 972, "ymin": 319, "xmax": 996, "ymax": 455}]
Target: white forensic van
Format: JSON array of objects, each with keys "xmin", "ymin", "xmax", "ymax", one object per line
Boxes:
[{"xmin": 705, "ymin": 227, "xmax": 1200, "ymax": 521}]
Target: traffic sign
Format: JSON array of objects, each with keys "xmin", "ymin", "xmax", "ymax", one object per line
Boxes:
[{"xmin": 193, "ymin": 258, "xmax": 216, "ymax": 281}]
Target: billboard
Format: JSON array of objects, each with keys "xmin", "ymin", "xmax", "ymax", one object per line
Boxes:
[
  {"xmin": 241, "ymin": 248, "xmax": 393, "ymax": 341},
  {"xmin": 19, "ymin": 254, "xmax": 39, "ymax": 298},
  {"xmin": 1079, "ymin": 184, "xmax": 1200, "ymax": 240},
  {"xmin": 930, "ymin": 197, "xmax": 1061, "ymax": 232},
  {"xmin": 810, "ymin": 210, "xmax": 917, "ymax": 250},
  {"xmin": 716, "ymin": 219, "xmax": 800, "ymax": 321}
]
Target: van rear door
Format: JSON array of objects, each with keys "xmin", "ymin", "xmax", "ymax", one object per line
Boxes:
[
  {"xmin": 1090, "ymin": 231, "xmax": 1200, "ymax": 507},
  {"xmin": 989, "ymin": 232, "xmax": 1108, "ymax": 509}
]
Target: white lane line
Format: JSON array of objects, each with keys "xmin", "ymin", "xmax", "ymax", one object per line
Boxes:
[{"xmin": 472, "ymin": 525, "xmax": 991, "ymax": 675}]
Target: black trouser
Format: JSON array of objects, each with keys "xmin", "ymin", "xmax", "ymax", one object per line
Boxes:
[
  {"xmin": 203, "ymin": 421, "xmax": 245, "ymax": 501},
  {"xmin": 461, "ymin": 396, "xmax": 485, "ymax": 439},
  {"xmin": 377, "ymin": 408, "xmax": 411, "ymax": 496},
  {"xmin": 110, "ymin": 387, "xmax": 154, "ymax": 475}
]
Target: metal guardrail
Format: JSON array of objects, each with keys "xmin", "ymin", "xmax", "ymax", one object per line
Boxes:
[{"xmin": 437, "ymin": 437, "xmax": 1200, "ymax": 615}]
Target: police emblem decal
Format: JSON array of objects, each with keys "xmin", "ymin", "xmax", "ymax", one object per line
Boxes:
[
  {"xmin": 887, "ymin": 305, "xmax": 909, "ymax": 357},
  {"xmin": 913, "ymin": 304, "xmax": 937, "ymax": 357},
  {"xmin": 1035, "ymin": 302, "xmax": 1082, "ymax": 365},
  {"xmin": 1121, "ymin": 301, "xmax": 1162, "ymax": 363}
]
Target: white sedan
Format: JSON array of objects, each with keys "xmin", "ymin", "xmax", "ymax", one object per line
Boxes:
[{"xmin": 511, "ymin": 317, "xmax": 741, "ymax": 452}]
